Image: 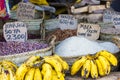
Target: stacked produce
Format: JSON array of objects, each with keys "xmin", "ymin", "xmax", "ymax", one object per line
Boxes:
[
  {"xmin": 71, "ymin": 50, "xmax": 118, "ymax": 79},
  {"xmin": 16, "ymin": 55, "xmax": 69, "ymax": 80},
  {"xmin": 46, "ymin": 29, "xmax": 77, "ymax": 41},
  {"xmin": 0, "ymin": 60, "xmax": 18, "ymax": 80},
  {"xmin": 0, "ymin": 41, "xmax": 48, "ymax": 56}
]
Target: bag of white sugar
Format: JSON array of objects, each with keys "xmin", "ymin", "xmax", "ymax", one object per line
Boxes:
[{"xmin": 55, "ymin": 36, "xmax": 119, "ymax": 57}]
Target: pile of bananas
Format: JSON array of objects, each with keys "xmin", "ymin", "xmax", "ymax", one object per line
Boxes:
[
  {"xmin": 16, "ymin": 54, "xmax": 69, "ymax": 80},
  {"xmin": 0, "ymin": 60, "xmax": 18, "ymax": 80},
  {"xmin": 71, "ymin": 50, "xmax": 118, "ymax": 79}
]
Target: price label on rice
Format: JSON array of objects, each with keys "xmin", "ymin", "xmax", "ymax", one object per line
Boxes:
[
  {"xmin": 112, "ymin": 15, "xmax": 120, "ymax": 29},
  {"xmin": 77, "ymin": 23, "xmax": 100, "ymax": 40},
  {"xmin": 17, "ymin": 2, "xmax": 35, "ymax": 20},
  {"xmin": 59, "ymin": 14, "xmax": 77, "ymax": 30},
  {"xmin": 103, "ymin": 9, "xmax": 113, "ymax": 23},
  {"xmin": 3, "ymin": 22, "xmax": 27, "ymax": 42}
]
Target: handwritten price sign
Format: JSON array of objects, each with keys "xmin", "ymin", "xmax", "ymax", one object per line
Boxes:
[
  {"xmin": 17, "ymin": 2, "xmax": 35, "ymax": 20},
  {"xmin": 3, "ymin": 22, "xmax": 27, "ymax": 42},
  {"xmin": 77, "ymin": 23, "xmax": 100, "ymax": 40},
  {"xmin": 59, "ymin": 14, "xmax": 77, "ymax": 30}
]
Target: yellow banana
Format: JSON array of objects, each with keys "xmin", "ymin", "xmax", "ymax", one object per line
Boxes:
[
  {"xmin": 41, "ymin": 63, "xmax": 52, "ymax": 80},
  {"xmin": 52, "ymin": 70, "xmax": 58, "ymax": 80},
  {"xmin": 76, "ymin": 0, "xmax": 82, "ymax": 3},
  {"xmin": 52, "ymin": 69, "xmax": 65, "ymax": 80},
  {"xmin": 34, "ymin": 68, "xmax": 42, "ymax": 80},
  {"xmin": 8, "ymin": 68, "xmax": 16, "ymax": 80},
  {"xmin": 16, "ymin": 63, "xmax": 30, "ymax": 80},
  {"xmin": 0, "ymin": 64, "xmax": 2, "ymax": 74},
  {"xmin": 98, "ymin": 56, "xmax": 111, "ymax": 75},
  {"xmin": 81, "ymin": 59, "xmax": 91, "ymax": 78},
  {"xmin": 29, "ymin": 0, "xmax": 49, "ymax": 5},
  {"xmin": 2, "ymin": 60, "xmax": 18, "ymax": 72},
  {"xmin": 71, "ymin": 56, "xmax": 87, "ymax": 75},
  {"xmin": 99, "ymin": 50, "xmax": 118, "ymax": 66},
  {"xmin": 90, "ymin": 60, "xmax": 98, "ymax": 78},
  {"xmin": 1, "ymin": 68, "xmax": 10, "ymax": 80},
  {"xmin": 95, "ymin": 59, "xmax": 105, "ymax": 76},
  {"xmin": 25, "ymin": 68, "xmax": 35, "ymax": 80},
  {"xmin": 53, "ymin": 54, "xmax": 69, "ymax": 71},
  {"xmin": 44, "ymin": 57, "xmax": 63, "ymax": 78},
  {"xmin": 25, "ymin": 56, "xmax": 40, "ymax": 67}
]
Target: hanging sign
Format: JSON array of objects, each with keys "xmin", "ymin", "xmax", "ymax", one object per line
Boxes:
[
  {"xmin": 59, "ymin": 14, "xmax": 77, "ymax": 30},
  {"xmin": 103, "ymin": 9, "xmax": 113, "ymax": 23},
  {"xmin": 3, "ymin": 22, "xmax": 27, "ymax": 42},
  {"xmin": 17, "ymin": 2, "xmax": 35, "ymax": 20},
  {"xmin": 112, "ymin": 15, "xmax": 120, "ymax": 29},
  {"xmin": 77, "ymin": 23, "xmax": 101, "ymax": 40}
]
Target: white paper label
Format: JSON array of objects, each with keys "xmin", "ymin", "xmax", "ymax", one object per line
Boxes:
[
  {"xmin": 17, "ymin": 2, "xmax": 35, "ymax": 20},
  {"xmin": 3, "ymin": 22, "xmax": 27, "ymax": 42},
  {"xmin": 59, "ymin": 14, "xmax": 77, "ymax": 30},
  {"xmin": 77, "ymin": 23, "xmax": 101, "ymax": 40}
]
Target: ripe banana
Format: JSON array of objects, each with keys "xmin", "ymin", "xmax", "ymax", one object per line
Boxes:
[
  {"xmin": 34, "ymin": 68, "xmax": 42, "ymax": 80},
  {"xmin": 99, "ymin": 50, "xmax": 118, "ymax": 66},
  {"xmin": 1, "ymin": 68, "xmax": 10, "ymax": 80},
  {"xmin": 0, "ymin": 64, "xmax": 2, "ymax": 74},
  {"xmin": 41, "ymin": 63, "xmax": 52, "ymax": 80},
  {"xmin": 44, "ymin": 57, "xmax": 63, "ymax": 78},
  {"xmin": 76, "ymin": 0, "xmax": 82, "ymax": 3},
  {"xmin": 81, "ymin": 59, "xmax": 91, "ymax": 78},
  {"xmin": 95, "ymin": 59, "xmax": 105, "ymax": 76},
  {"xmin": 98, "ymin": 56, "xmax": 111, "ymax": 75},
  {"xmin": 8, "ymin": 68, "xmax": 16, "ymax": 80},
  {"xmin": 71, "ymin": 56, "xmax": 87, "ymax": 75},
  {"xmin": 2, "ymin": 60, "xmax": 18, "ymax": 72},
  {"xmin": 51, "ymin": 70, "xmax": 58, "ymax": 80},
  {"xmin": 25, "ymin": 68, "xmax": 35, "ymax": 80},
  {"xmin": 29, "ymin": 0, "xmax": 49, "ymax": 5},
  {"xmin": 16, "ymin": 63, "xmax": 30, "ymax": 80},
  {"xmin": 90, "ymin": 60, "xmax": 98, "ymax": 78},
  {"xmin": 52, "ymin": 69, "xmax": 65, "ymax": 80},
  {"xmin": 53, "ymin": 54, "xmax": 69, "ymax": 71},
  {"xmin": 25, "ymin": 56, "xmax": 40, "ymax": 67}
]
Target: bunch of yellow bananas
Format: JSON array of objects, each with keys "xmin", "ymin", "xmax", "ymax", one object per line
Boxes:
[
  {"xmin": 15, "ymin": 54, "xmax": 69, "ymax": 80},
  {"xmin": 71, "ymin": 50, "xmax": 118, "ymax": 79},
  {"xmin": 0, "ymin": 60, "xmax": 18, "ymax": 80}
]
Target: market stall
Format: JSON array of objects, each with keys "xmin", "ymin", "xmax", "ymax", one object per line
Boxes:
[{"xmin": 0, "ymin": 0, "xmax": 120, "ymax": 80}]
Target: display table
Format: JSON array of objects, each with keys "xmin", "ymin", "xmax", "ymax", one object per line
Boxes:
[{"xmin": 65, "ymin": 72, "xmax": 120, "ymax": 80}]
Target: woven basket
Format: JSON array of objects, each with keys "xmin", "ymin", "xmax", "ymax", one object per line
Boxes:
[
  {"xmin": 55, "ymin": 40, "xmax": 120, "ymax": 72},
  {"xmin": 0, "ymin": 35, "xmax": 56, "ymax": 66}
]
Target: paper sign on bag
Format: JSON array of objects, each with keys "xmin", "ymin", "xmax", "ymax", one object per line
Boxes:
[
  {"xmin": 3, "ymin": 22, "xmax": 27, "ymax": 42},
  {"xmin": 77, "ymin": 23, "xmax": 100, "ymax": 40}
]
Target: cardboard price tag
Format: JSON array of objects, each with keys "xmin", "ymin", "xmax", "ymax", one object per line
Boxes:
[
  {"xmin": 112, "ymin": 15, "xmax": 120, "ymax": 29},
  {"xmin": 59, "ymin": 14, "xmax": 77, "ymax": 30},
  {"xmin": 77, "ymin": 23, "xmax": 100, "ymax": 40},
  {"xmin": 17, "ymin": 2, "xmax": 35, "ymax": 20},
  {"xmin": 3, "ymin": 22, "xmax": 27, "ymax": 42}
]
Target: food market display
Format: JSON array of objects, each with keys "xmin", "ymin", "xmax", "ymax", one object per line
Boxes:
[
  {"xmin": 0, "ymin": 41, "xmax": 48, "ymax": 56},
  {"xmin": 0, "ymin": 0, "xmax": 120, "ymax": 79},
  {"xmin": 0, "ymin": 55, "xmax": 69, "ymax": 80},
  {"xmin": 46, "ymin": 29, "xmax": 77, "ymax": 41},
  {"xmin": 71, "ymin": 50, "xmax": 118, "ymax": 78}
]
